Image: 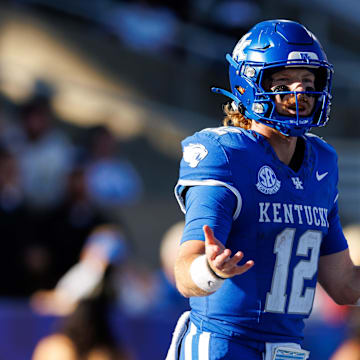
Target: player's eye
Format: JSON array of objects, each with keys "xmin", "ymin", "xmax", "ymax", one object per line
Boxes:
[
  {"xmin": 273, "ymin": 77, "xmax": 288, "ymax": 83},
  {"xmin": 303, "ymin": 78, "xmax": 314, "ymax": 83}
]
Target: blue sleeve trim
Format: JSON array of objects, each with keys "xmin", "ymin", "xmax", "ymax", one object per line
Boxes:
[{"xmin": 174, "ymin": 179, "xmax": 242, "ymax": 220}]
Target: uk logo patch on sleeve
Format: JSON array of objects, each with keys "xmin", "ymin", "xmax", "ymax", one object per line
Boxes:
[{"xmin": 183, "ymin": 143, "xmax": 208, "ymax": 168}]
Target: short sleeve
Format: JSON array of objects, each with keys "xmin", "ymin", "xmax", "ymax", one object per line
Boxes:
[
  {"xmin": 319, "ymin": 144, "xmax": 348, "ymax": 256},
  {"xmin": 178, "ymin": 131, "xmax": 232, "ymax": 183},
  {"xmin": 320, "ymin": 201, "xmax": 348, "ymax": 256},
  {"xmin": 174, "ymin": 131, "xmax": 242, "ymax": 220},
  {"xmin": 181, "ymin": 185, "xmax": 236, "ymax": 246}
]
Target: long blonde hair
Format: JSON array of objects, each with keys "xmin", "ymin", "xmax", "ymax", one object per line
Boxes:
[{"xmin": 222, "ymin": 103, "xmax": 252, "ymax": 129}]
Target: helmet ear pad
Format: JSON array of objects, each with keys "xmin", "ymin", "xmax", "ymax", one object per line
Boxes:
[{"xmin": 313, "ymin": 67, "xmax": 329, "ymax": 92}]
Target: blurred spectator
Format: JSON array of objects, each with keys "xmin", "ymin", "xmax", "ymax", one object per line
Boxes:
[
  {"xmin": 84, "ymin": 126, "xmax": 143, "ymax": 211},
  {"xmin": 0, "ymin": 146, "xmax": 58, "ymax": 296},
  {"xmin": 104, "ymin": 221, "xmax": 189, "ymax": 360},
  {"xmin": 108, "ymin": 220, "xmax": 189, "ymax": 320},
  {"xmin": 31, "ymin": 225, "xmax": 133, "ymax": 360},
  {"xmin": 31, "ymin": 224, "xmax": 129, "ymax": 315},
  {"xmin": 207, "ymin": 0, "xmax": 261, "ymax": 35},
  {"xmin": 304, "ymin": 224, "xmax": 360, "ymax": 359},
  {"xmin": 16, "ymin": 95, "xmax": 75, "ymax": 209},
  {"xmin": 303, "ymin": 284, "xmax": 349, "ymax": 360},
  {"xmin": 0, "ymin": 146, "xmax": 23, "ymax": 213},
  {"xmin": 330, "ymin": 307, "xmax": 360, "ymax": 360},
  {"xmin": 104, "ymin": 0, "xmax": 178, "ymax": 54},
  {"xmin": 0, "ymin": 147, "xmax": 33, "ymax": 296},
  {"xmin": 113, "ymin": 220, "xmax": 189, "ymax": 317},
  {"xmin": 188, "ymin": 0, "xmax": 261, "ymax": 37},
  {"xmin": 150, "ymin": 220, "xmax": 189, "ymax": 315},
  {"xmin": 0, "ymin": 160, "xmax": 118, "ymax": 296},
  {"xmin": 40, "ymin": 165, "xmax": 116, "ymax": 290},
  {"xmin": 0, "ymin": 103, "xmax": 26, "ymax": 156}
]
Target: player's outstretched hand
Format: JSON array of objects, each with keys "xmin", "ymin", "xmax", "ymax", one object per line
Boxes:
[{"xmin": 204, "ymin": 225, "xmax": 254, "ymax": 279}]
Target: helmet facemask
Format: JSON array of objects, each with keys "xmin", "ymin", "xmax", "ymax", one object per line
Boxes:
[
  {"xmin": 212, "ymin": 20, "xmax": 334, "ymax": 137},
  {"xmin": 254, "ymin": 65, "xmax": 333, "ymax": 136}
]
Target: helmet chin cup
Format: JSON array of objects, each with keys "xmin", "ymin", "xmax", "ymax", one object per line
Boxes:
[{"xmin": 212, "ymin": 19, "xmax": 333, "ymax": 136}]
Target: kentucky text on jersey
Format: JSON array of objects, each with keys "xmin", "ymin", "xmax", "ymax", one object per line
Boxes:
[{"xmin": 259, "ymin": 202, "xmax": 329, "ymax": 227}]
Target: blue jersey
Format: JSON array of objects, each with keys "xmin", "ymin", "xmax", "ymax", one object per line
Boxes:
[{"xmin": 174, "ymin": 126, "xmax": 348, "ymax": 344}]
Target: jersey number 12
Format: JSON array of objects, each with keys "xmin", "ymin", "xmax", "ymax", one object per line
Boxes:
[{"xmin": 265, "ymin": 228, "xmax": 322, "ymax": 315}]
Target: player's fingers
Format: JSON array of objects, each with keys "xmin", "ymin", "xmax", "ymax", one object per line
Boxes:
[
  {"xmin": 211, "ymin": 248, "xmax": 231, "ymax": 269},
  {"xmin": 225, "ymin": 251, "xmax": 244, "ymax": 267},
  {"xmin": 206, "ymin": 244, "xmax": 222, "ymax": 261},
  {"xmin": 233, "ymin": 260, "xmax": 255, "ymax": 276}
]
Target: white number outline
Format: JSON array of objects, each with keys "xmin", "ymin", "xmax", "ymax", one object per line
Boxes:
[
  {"xmin": 265, "ymin": 228, "xmax": 322, "ymax": 315},
  {"xmin": 288, "ymin": 230, "xmax": 321, "ymax": 314},
  {"xmin": 265, "ymin": 228, "xmax": 295, "ymax": 313}
]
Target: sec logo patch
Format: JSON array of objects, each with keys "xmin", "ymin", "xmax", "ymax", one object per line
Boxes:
[{"xmin": 256, "ymin": 165, "xmax": 281, "ymax": 195}]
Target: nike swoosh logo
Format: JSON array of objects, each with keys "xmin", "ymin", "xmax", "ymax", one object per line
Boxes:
[{"xmin": 316, "ymin": 171, "xmax": 328, "ymax": 181}]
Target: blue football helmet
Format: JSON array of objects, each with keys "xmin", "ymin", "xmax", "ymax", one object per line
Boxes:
[{"xmin": 212, "ymin": 19, "xmax": 333, "ymax": 136}]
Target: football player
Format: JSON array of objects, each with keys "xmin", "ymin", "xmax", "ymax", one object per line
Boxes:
[{"xmin": 166, "ymin": 19, "xmax": 359, "ymax": 360}]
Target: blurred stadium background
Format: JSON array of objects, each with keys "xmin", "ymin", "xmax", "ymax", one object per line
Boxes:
[{"xmin": 0, "ymin": 0, "xmax": 359, "ymax": 359}]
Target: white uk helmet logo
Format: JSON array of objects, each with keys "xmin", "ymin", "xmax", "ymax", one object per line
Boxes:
[
  {"xmin": 256, "ymin": 165, "xmax": 281, "ymax": 194},
  {"xmin": 287, "ymin": 51, "xmax": 319, "ymax": 62},
  {"xmin": 232, "ymin": 32, "xmax": 252, "ymax": 61},
  {"xmin": 183, "ymin": 143, "xmax": 208, "ymax": 168}
]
